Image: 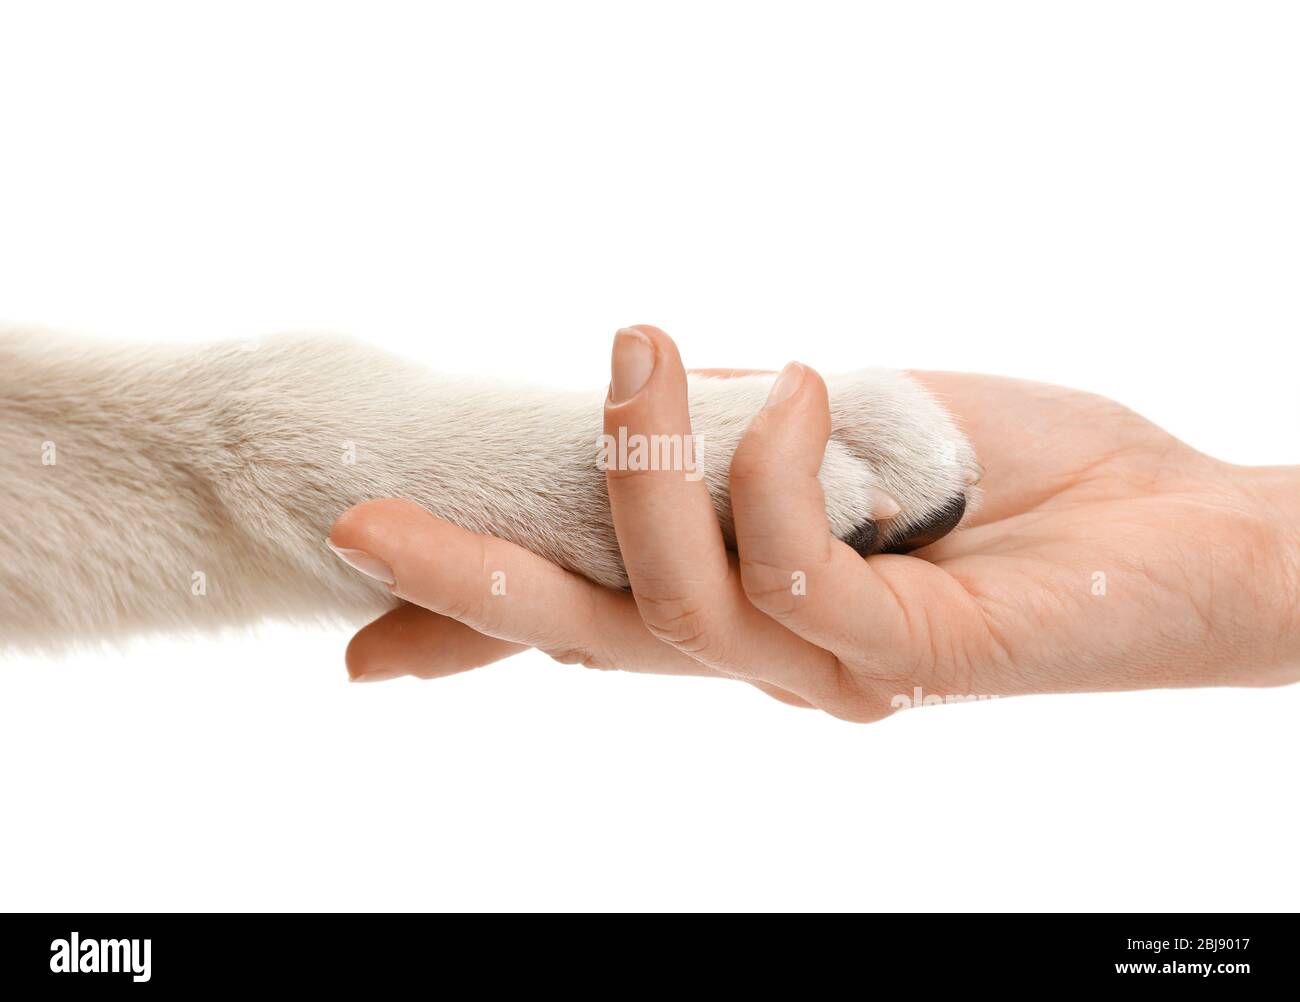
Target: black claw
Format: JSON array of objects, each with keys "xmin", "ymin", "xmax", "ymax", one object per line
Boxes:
[{"xmin": 883, "ymin": 494, "xmax": 967, "ymax": 554}]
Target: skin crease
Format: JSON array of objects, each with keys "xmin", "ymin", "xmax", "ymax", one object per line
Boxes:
[{"xmin": 328, "ymin": 326, "xmax": 1300, "ymax": 722}]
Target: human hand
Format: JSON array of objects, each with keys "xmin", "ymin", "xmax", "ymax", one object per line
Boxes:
[{"xmin": 327, "ymin": 326, "xmax": 1300, "ymax": 720}]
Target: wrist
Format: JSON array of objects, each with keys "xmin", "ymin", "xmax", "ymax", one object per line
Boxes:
[{"xmin": 1238, "ymin": 464, "xmax": 1300, "ymax": 683}]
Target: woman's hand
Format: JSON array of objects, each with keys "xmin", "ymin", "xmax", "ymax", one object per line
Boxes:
[{"xmin": 327, "ymin": 326, "xmax": 1300, "ymax": 720}]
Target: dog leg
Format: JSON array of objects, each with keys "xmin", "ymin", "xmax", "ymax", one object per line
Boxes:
[{"xmin": 0, "ymin": 330, "xmax": 978, "ymax": 651}]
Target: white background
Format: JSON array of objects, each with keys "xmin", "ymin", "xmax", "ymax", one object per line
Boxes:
[{"xmin": 1, "ymin": 1, "xmax": 1297, "ymax": 911}]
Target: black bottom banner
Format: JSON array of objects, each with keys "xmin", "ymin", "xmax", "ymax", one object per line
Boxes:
[{"xmin": 0, "ymin": 912, "xmax": 1292, "ymax": 992}]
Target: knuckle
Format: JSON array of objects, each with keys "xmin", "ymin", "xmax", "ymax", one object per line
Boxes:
[
  {"xmin": 602, "ymin": 464, "xmax": 642, "ymax": 484},
  {"xmin": 827, "ymin": 700, "xmax": 895, "ymax": 725},
  {"xmin": 542, "ymin": 644, "xmax": 613, "ymax": 671},
  {"xmin": 438, "ymin": 534, "xmax": 493, "ymax": 625},
  {"xmin": 823, "ymin": 687, "xmax": 896, "ymax": 724},
  {"xmin": 739, "ymin": 560, "xmax": 802, "ymax": 617},
  {"xmin": 440, "ymin": 581, "xmax": 488, "ymax": 628},
  {"xmin": 739, "ymin": 548, "xmax": 831, "ymax": 619},
  {"xmin": 636, "ymin": 595, "xmax": 727, "ymax": 659},
  {"xmin": 603, "ymin": 464, "xmax": 694, "ymax": 486},
  {"xmin": 727, "ymin": 447, "xmax": 771, "ymax": 489},
  {"xmin": 826, "ymin": 668, "xmax": 905, "ymax": 724}
]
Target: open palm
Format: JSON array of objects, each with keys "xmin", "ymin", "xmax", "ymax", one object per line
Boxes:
[{"xmin": 900, "ymin": 372, "xmax": 1298, "ymax": 702}]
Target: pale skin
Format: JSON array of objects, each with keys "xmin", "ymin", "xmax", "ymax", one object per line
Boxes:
[{"xmin": 327, "ymin": 326, "xmax": 1300, "ymax": 721}]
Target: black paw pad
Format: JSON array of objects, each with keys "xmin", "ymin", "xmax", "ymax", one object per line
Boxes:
[
  {"xmin": 842, "ymin": 519, "xmax": 880, "ymax": 557},
  {"xmin": 883, "ymin": 494, "xmax": 967, "ymax": 554}
]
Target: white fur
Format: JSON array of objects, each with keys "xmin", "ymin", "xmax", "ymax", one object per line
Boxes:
[{"xmin": 0, "ymin": 329, "xmax": 978, "ymax": 652}]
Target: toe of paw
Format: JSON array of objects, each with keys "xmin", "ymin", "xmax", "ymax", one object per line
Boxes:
[{"xmin": 883, "ymin": 494, "xmax": 967, "ymax": 554}]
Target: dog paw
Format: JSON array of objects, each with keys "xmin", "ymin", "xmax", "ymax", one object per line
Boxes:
[
  {"xmin": 686, "ymin": 368, "xmax": 980, "ymax": 560},
  {"xmin": 822, "ymin": 369, "xmax": 980, "ymax": 553},
  {"xmin": 538, "ymin": 368, "xmax": 979, "ymax": 589}
]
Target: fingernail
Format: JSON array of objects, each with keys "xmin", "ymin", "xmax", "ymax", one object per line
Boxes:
[
  {"xmin": 327, "ymin": 540, "xmax": 396, "ymax": 586},
  {"xmin": 966, "ymin": 462, "xmax": 985, "ymax": 486},
  {"xmin": 610, "ymin": 328, "xmax": 655, "ymax": 403},
  {"xmin": 763, "ymin": 362, "xmax": 804, "ymax": 408},
  {"xmin": 867, "ymin": 486, "xmax": 902, "ymax": 519}
]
